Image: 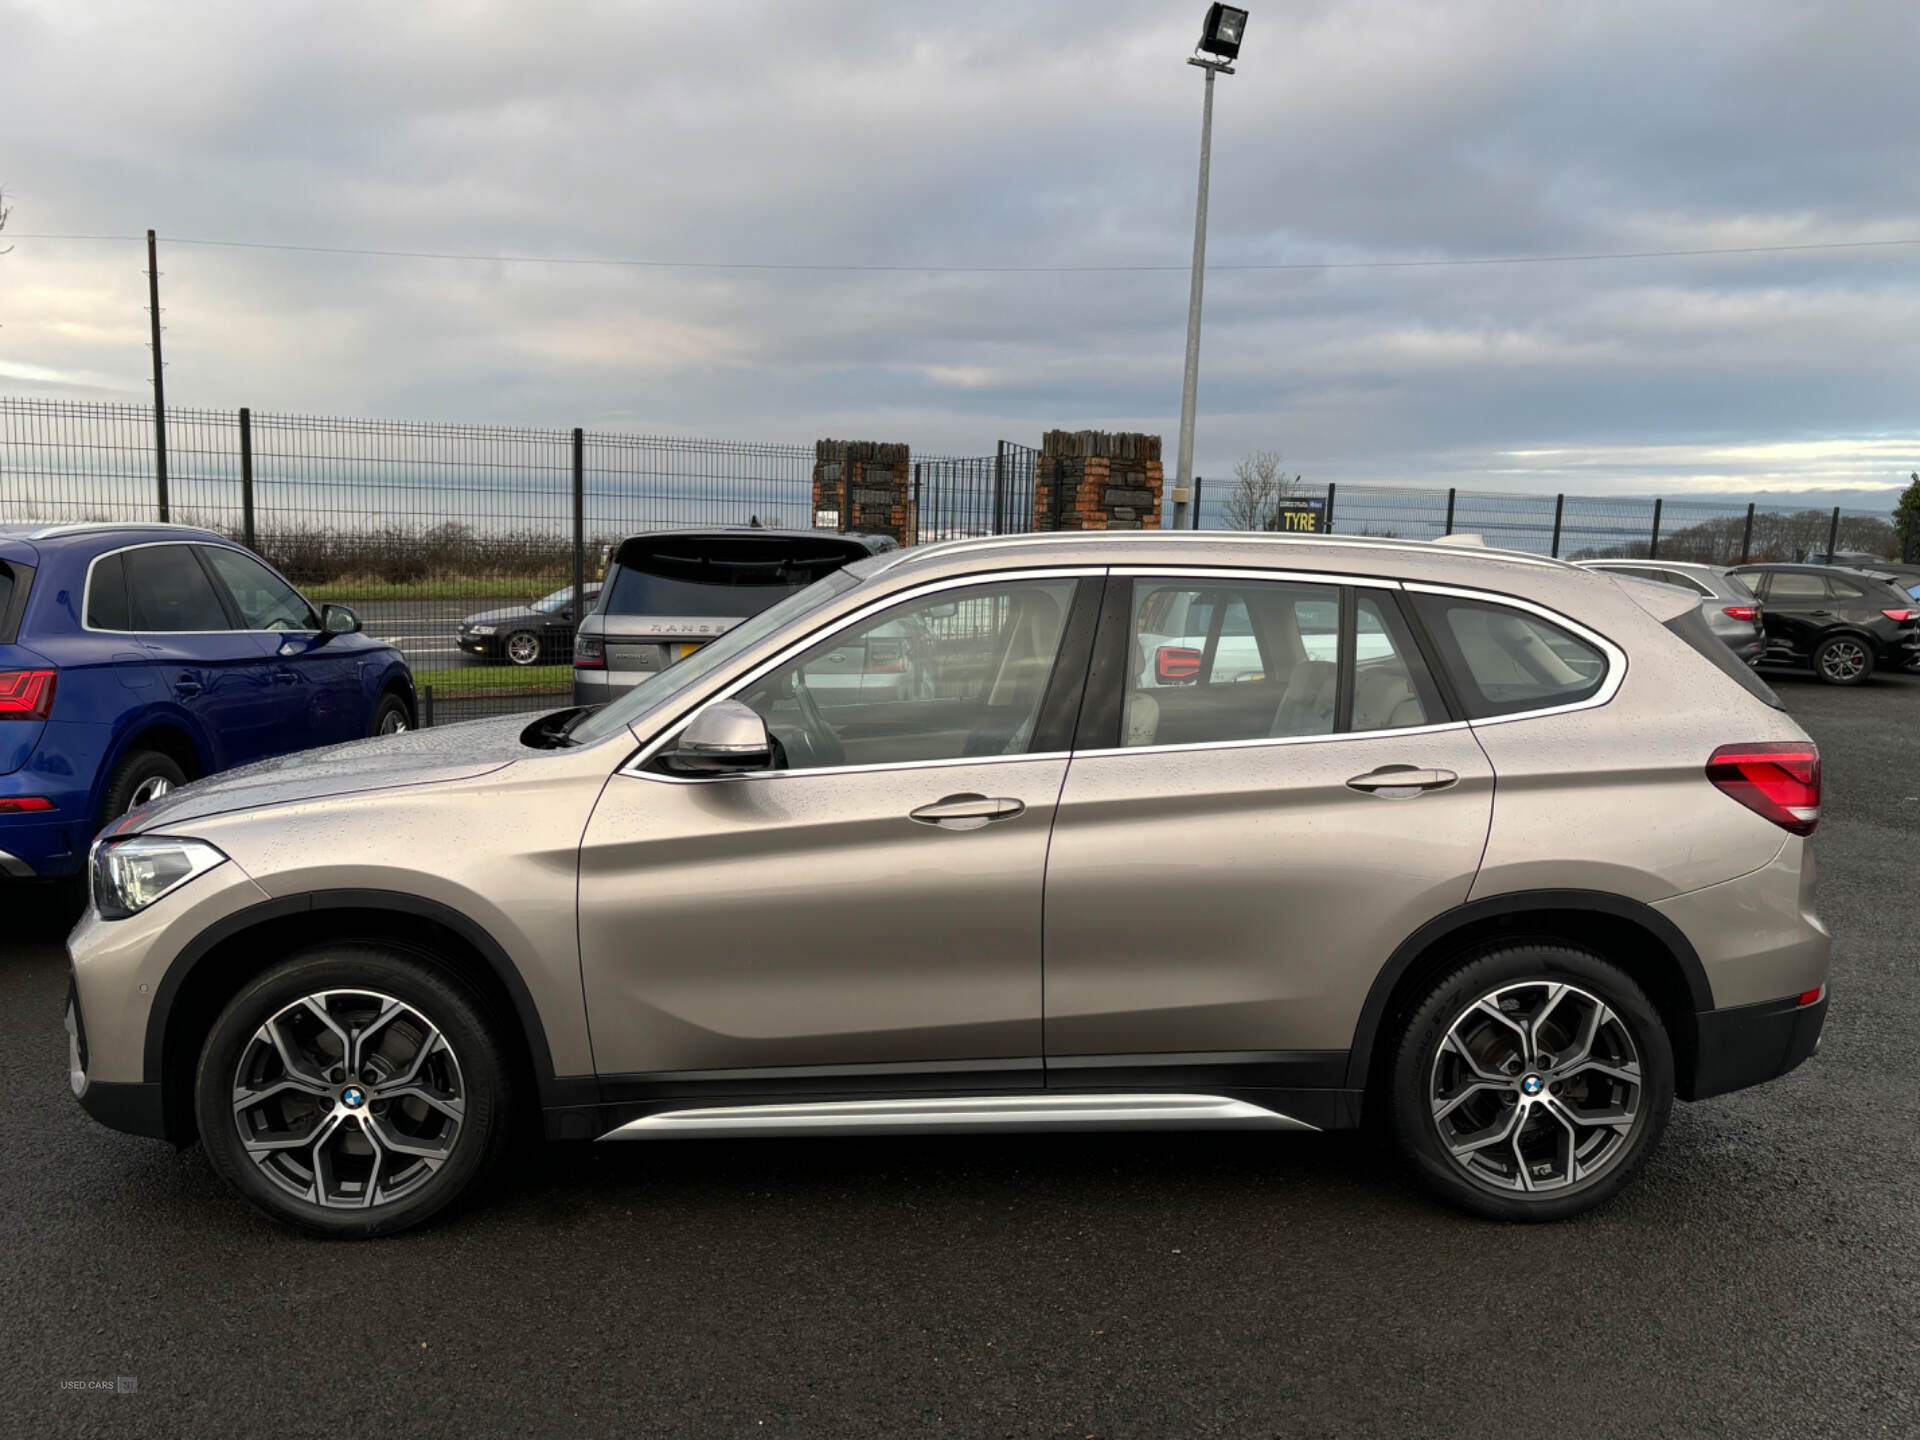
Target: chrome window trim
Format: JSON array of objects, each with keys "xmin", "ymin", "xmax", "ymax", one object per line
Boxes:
[
  {"xmin": 1109, "ymin": 564, "xmax": 1399, "ymax": 589},
  {"xmin": 1070, "ymin": 719, "xmax": 1476, "ymax": 763},
  {"xmin": 620, "ymin": 565, "xmax": 1106, "ymax": 784},
  {"xmin": 1402, "ymin": 581, "xmax": 1628, "ymax": 727},
  {"xmin": 81, "ymin": 540, "xmax": 322, "ymax": 638}
]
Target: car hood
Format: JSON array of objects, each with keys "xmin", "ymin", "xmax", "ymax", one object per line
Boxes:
[
  {"xmin": 462, "ymin": 605, "xmax": 538, "ymax": 626},
  {"xmin": 115, "ymin": 713, "xmax": 538, "ymax": 834}
]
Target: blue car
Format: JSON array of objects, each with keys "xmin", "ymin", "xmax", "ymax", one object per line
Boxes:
[{"xmin": 0, "ymin": 523, "xmax": 414, "ymax": 879}]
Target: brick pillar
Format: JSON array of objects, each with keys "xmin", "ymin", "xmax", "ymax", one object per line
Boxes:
[
  {"xmin": 1032, "ymin": 430, "xmax": 1163, "ymax": 531},
  {"xmin": 813, "ymin": 440, "xmax": 911, "ymax": 542}
]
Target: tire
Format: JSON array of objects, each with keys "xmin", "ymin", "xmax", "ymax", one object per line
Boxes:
[
  {"xmin": 98, "ymin": 747, "xmax": 187, "ymax": 826},
  {"xmin": 368, "ymin": 691, "xmax": 412, "ymax": 737},
  {"xmin": 1387, "ymin": 943, "xmax": 1673, "ymax": 1222},
  {"xmin": 195, "ymin": 944, "xmax": 516, "ymax": 1238},
  {"xmin": 1812, "ymin": 634, "xmax": 1873, "ymax": 686},
  {"xmin": 502, "ymin": 630, "xmax": 542, "ymax": 667}
]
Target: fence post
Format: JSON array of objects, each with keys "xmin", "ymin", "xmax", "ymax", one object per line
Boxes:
[
  {"xmin": 1191, "ymin": 475, "xmax": 1203, "ymax": 529},
  {"xmin": 1649, "ymin": 498, "xmax": 1663, "ymax": 559},
  {"xmin": 1443, "ymin": 488, "xmax": 1456, "ymax": 536},
  {"xmin": 1740, "ymin": 503, "xmax": 1755, "ymax": 563},
  {"xmin": 147, "ymin": 229, "xmax": 170, "ymax": 522},
  {"xmin": 1324, "ymin": 482, "xmax": 1336, "ymax": 535},
  {"xmin": 421, "ymin": 684, "xmax": 435, "ymax": 729},
  {"xmin": 238, "ymin": 407, "xmax": 255, "ymax": 551},
  {"xmin": 571, "ymin": 428, "xmax": 586, "ymax": 631},
  {"xmin": 998, "ymin": 445, "xmax": 1013, "ymax": 537},
  {"xmin": 1825, "ymin": 506, "xmax": 1840, "ymax": 563},
  {"xmin": 912, "ymin": 463, "xmax": 922, "ymax": 545},
  {"xmin": 1550, "ymin": 494, "xmax": 1565, "ymax": 558}
]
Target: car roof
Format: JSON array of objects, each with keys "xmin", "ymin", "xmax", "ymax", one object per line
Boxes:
[
  {"xmin": 1581, "ymin": 558, "xmax": 1727, "ymax": 574},
  {"xmin": 0, "ymin": 521, "xmax": 227, "ymax": 549}
]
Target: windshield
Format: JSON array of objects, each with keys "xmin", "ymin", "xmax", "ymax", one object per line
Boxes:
[
  {"xmin": 567, "ymin": 570, "xmax": 862, "ymax": 745},
  {"xmin": 531, "ymin": 586, "xmax": 590, "ymax": 614}
]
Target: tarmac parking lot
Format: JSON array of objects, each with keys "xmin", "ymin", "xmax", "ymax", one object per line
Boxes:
[{"xmin": 3, "ymin": 668, "xmax": 1916, "ymax": 1438}]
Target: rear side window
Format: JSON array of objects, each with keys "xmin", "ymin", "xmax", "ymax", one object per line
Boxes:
[
  {"xmin": 1724, "ymin": 572, "xmax": 1757, "ymax": 598},
  {"xmin": 1765, "ymin": 572, "xmax": 1827, "ymax": 600},
  {"xmin": 86, "ymin": 552, "xmax": 133, "ymax": 630},
  {"xmin": 122, "ymin": 545, "xmax": 232, "ymax": 632},
  {"xmin": 1412, "ymin": 594, "xmax": 1607, "ymax": 718}
]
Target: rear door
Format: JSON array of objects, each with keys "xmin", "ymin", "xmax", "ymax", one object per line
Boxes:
[
  {"xmin": 1748, "ymin": 570, "xmax": 1830, "ymax": 660},
  {"xmin": 118, "ymin": 543, "xmax": 288, "ymax": 770},
  {"xmin": 1041, "ymin": 569, "xmax": 1494, "ymax": 1082}
]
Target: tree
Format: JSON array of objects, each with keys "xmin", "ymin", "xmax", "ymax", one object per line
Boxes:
[
  {"xmin": 1221, "ymin": 450, "xmax": 1304, "ymax": 531},
  {"xmin": 1896, "ymin": 472, "xmax": 1920, "ymax": 564}
]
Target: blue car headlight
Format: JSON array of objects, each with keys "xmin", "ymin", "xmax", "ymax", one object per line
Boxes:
[{"xmin": 91, "ymin": 835, "xmax": 227, "ymax": 920}]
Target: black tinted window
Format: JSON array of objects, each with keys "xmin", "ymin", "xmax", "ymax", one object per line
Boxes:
[
  {"xmin": 123, "ymin": 545, "xmax": 231, "ymax": 632},
  {"xmin": 86, "ymin": 552, "xmax": 133, "ymax": 630},
  {"xmin": 1765, "ymin": 572, "xmax": 1828, "ymax": 600},
  {"xmin": 0, "ymin": 564, "xmax": 14, "ymax": 622},
  {"xmin": 1413, "ymin": 594, "xmax": 1606, "ymax": 718},
  {"xmin": 1826, "ymin": 577, "xmax": 1867, "ymax": 600}
]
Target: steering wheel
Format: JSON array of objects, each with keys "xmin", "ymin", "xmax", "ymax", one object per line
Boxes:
[{"xmin": 788, "ymin": 669, "xmax": 846, "ymax": 768}]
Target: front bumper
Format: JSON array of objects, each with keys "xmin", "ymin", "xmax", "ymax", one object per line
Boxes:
[{"xmin": 1684, "ymin": 993, "xmax": 1827, "ymax": 1101}]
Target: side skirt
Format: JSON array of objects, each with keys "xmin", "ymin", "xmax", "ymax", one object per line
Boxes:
[{"xmin": 596, "ymin": 1092, "xmax": 1319, "ymax": 1141}]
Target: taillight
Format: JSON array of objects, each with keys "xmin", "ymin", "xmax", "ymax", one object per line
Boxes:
[
  {"xmin": 1155, "ymin": 645, "xmax": 1202, "ymax": 683},
  {"xmin": 1882, "ymin": 609, "xmax": 1916, "ymax": 623},
  {"xmin": 572, "ymin": 633, "xmax": 604, "ymax": 669},
  {"xmin": 1706, "ymin": 742, "xmax": 1820, "ymax": 836},
  {"xmin": 0, "ymin": 796, "xmax": 55, "ymax": 813},
  {"xmin": 1722, "ymin": 606, "xmax": 1759, "ymax": 623},
  {"xmin": 1797, "ymin": 985, "xmax": 1826, "ymax": 1007},
  {"xmin": 0, "ymin": 670, "xmax": 57, "ymax": 721}
]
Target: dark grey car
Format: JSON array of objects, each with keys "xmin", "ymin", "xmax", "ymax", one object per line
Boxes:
[
  {"xmin": 1579, "ymin": 560, "xmax": 1764, "ymax": 665},
  {"xmin": 457, "ymin": 582, "xmax": 601, "ymax": 667},
  {"xmin": 572, "ymin": 529, "xmax": 896, "ymax": 705}
]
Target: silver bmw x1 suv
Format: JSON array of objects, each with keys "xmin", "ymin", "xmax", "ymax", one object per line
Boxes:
[{"xmin": 67, "ymin": 532, "xmax": 1829, "ymax": 1236}]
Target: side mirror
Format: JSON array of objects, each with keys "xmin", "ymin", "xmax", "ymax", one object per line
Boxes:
[
  {"xmin": 1155, "ymin": 644, "xmax": 1202, "ymax": 684},
  {"xmin": 318, "ymin": 604, "xmax": 362, "ymax": 641},
  {"xmin": 664, "ymin": 699, "xmax": 772, "ymax": 775}
]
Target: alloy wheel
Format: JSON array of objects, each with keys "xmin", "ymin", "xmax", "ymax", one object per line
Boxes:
[
  {"xmin": 230, "ymin": 989, "xmax": 465, "ymax": 1210},
  {"xmin": 1818, "ymin": 639, "xmax": 1867, "ymax": 682},
  {"xmin": 129, "ymin": 775, "xmax": 172, "ymax": 808},
  {"xmin": 505, "ymin": 632, "xmax": 541, "ymax": 666},
  {"xmin": 378, "ymin": 710, "xmax": 409, "ymax": 735},
  {"xmin": 1428, "ymin": 980, "xmax": 1642, "ymax": 1194}
]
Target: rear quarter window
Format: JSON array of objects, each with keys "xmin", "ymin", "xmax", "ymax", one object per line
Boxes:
[
  {"xmin": 86, "ymin": 552, "xmax": 133, "ymax": 630},
  {"xmin": 1411, "ymin": 593, "xmax": 1608, "ymax": 718}
]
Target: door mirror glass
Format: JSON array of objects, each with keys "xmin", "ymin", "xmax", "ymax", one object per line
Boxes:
[
  {"xmin": 320, "ymin": 603, "xmax": 362, "ymax": 636},
  {"xmin": 666, "ymin": 699, "xmax": 772, "ymax": 774}
]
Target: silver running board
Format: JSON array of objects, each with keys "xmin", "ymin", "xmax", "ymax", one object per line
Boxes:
[{"xmin": 597, "ymin": 1092, "xmax": 1318, "ymax": 1141}]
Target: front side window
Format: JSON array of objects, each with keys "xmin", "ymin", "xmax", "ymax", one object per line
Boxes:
[
  {"xmin": 1412, "ymin": 593, "xmax": 1607, "ymax": 718},
  {"xmin": 199, "ymin": 547, "xmax": 319, "ymax": 631},
  {"xmin": 121, "ymin": 545, "xmax": 231, "ymax": 633},
  {"xmin": 734, "ymin": 578, "xmax": 1077, "ymax": 771}
]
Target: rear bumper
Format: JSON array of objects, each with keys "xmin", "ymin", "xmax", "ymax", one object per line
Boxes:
[
  {"xmin": 0, "ymin": 719, "xmax": 114, "ymax": 877},
  {"xmin": 572, "ymin": 668, "xmax": 655, "ymax": 707},
  {"xmin": 1683, "ymin": 993, "xmax": 1826, "ymax": 1101}
]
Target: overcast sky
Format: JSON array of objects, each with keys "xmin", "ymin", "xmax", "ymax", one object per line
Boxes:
[{"xmin": 4, "ymin": 0, "xmax": 1918, "ymax": 504}]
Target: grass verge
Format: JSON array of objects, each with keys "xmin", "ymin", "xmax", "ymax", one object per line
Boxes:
[{"xmin": 412, "ymin": 664, "xmax": 571, "ymax": 698}]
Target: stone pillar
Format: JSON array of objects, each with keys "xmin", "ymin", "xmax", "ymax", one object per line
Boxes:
[
  {"xmin": 1032, "ymin": 430, "xmax": 1163, "ymax": 531},
  {"xmin": 813, "ymin": 440, "xmax": 912, "ymax": 542}
]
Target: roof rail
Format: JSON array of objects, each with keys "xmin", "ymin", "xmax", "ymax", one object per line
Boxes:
[
  {"xmin": 881, "ymin": 529, "xmax": 1574, "ymax": 573},
  {"xmin": 23, "ymin": 521, "xmax": 221, "ymax": 541}
]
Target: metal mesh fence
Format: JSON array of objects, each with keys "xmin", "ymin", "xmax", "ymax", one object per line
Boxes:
[{"xmin": 3, "ymin": 396, "xmax": 1906, "ymax": 727}]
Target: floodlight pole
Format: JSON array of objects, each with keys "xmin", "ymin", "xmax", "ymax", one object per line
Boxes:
[{"xmin": 1172, "ymin": 56, "xmax": 1232, "ymax": 532}]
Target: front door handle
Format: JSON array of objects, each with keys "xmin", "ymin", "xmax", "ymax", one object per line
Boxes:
[
  {"xmin": 1808, "ymin": 610, "xmax": 1831, "ymax": 617},
  {"xmin": 273, "ymin": 667, "xmax": 298, "ymax": 685},
  {"xmin": 909, "ymin": 793, "xmax": 1026, "ymax": 830},
  {"xmin": 1347, "ymin": 766, "xmax": 1458, "ymax": 796},
  {"xmin": 173, "ymin": 675, "xmax": 203, "ymax": 698}
]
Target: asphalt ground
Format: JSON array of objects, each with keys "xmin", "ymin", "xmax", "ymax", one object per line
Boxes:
[{"xmin": 3, "ymin": 667, "xmax": 1916, "ymax": 1438}]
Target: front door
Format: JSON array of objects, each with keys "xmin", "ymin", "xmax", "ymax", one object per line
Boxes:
[
  {"xmin": 1042, "ymin": 573, "xmax": 1495, "ymax": 1080},
  {"xmin": 197, "ymin": 545, "xmax": 362, "ymax": 747},
  {"xmin": 577, "ymin": 573, "xmax": 1097, "ymax": 1084}
]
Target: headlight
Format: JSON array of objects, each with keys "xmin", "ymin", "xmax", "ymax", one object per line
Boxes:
[
  {"xmin": 92, "ymin": 836, "xmax": 227, "ymax": 920},
  {"xmin": 468, "ymin": 625, "xmax": 496, "ymax": 636}
]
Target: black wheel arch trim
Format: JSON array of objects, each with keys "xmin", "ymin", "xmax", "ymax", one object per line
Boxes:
[
  {"xmin": 1344, "ymin": 888, "xmax": 1714, "ymax": 1091},
  {"xmin": 141, "ymin": 889, "xmax": 588, "ymax": 1109}
]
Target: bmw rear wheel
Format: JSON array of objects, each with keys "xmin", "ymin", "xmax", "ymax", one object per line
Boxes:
[
  {"xmin": 1388, "ymin": 944, "xmax": 1673, "ymax": 1221},
  {"xmin": 196, "ymin": 945, "xmax": 515, "ymax": 1237}
]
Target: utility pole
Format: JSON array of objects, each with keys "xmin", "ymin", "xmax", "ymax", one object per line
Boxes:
[
  {"xmin": 147, "ymin": 229, "xmax": 170, "ymax": 522},
  {"xmin": 1171, "ymin": 7, "xmax": 1249, "ymax": 532}
]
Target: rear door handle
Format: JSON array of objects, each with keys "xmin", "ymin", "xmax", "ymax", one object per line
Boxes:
[
  {"xmin": 909, "ymin": 793, "xmax": 1026, "ymax": 830},
  {"xmin": 1347, "ymin": 766, "xmax": 1458, "ymax": 795}
]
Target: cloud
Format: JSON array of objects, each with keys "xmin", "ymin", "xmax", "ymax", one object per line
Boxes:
[{"xmin": 1, "ymin": 0, "xmax": 1917, "ymax": 503}]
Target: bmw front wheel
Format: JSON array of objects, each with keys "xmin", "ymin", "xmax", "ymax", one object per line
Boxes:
[
  {"xmin": 1387, "ymin": 944, "xmax": 1673, "ymax": 1222},
  {"xmin": 195, "ymin": 945, "xmax": 515, "ymax": 1237}
]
